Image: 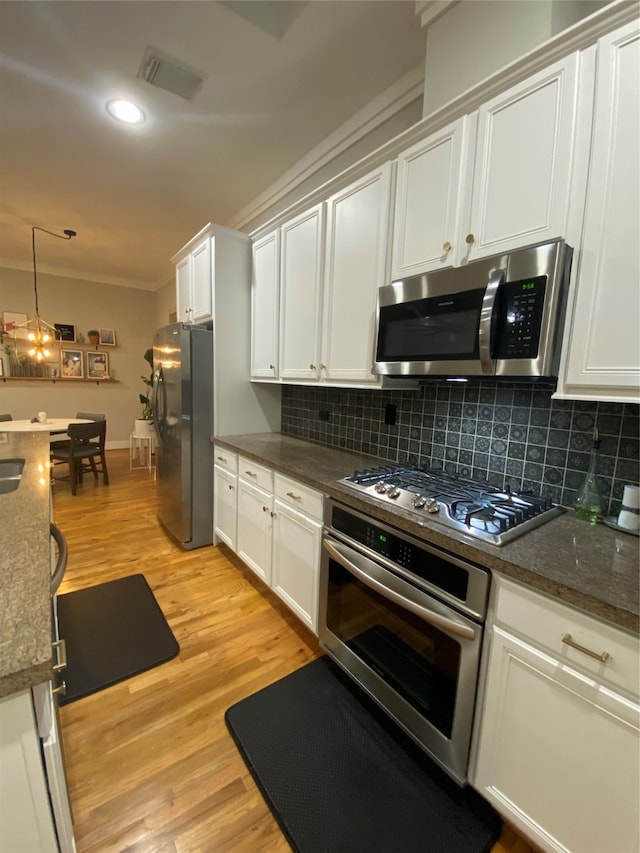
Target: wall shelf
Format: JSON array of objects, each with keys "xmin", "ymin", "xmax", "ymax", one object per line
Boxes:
[{"xmin": 0, "ymin": 376, "xmax": 119, "ymax": 385}]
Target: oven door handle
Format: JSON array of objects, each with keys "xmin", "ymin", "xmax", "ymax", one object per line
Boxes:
[
  {"xmin": 478, "ymin": 267, "xmax": 504, "ymax": 374},
  {"xmin": 323, "ymin": 539, "xmax": 476, "ymax": 642}
]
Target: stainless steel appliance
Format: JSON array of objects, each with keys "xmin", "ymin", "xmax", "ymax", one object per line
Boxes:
[
  {"xmin": 319, "ymin": 500, "xmax": 490, "ymax": 785},
  {"xmin": 152, "ymin": 322, "xmax": 214, "ymax": 550},
  {"xmin": 374, "ymin": 239, "xmax": 572, "ymax": 380},
  {"xmin": 340, "ymin": 464, "xmax": 564, "ymax": 545}
]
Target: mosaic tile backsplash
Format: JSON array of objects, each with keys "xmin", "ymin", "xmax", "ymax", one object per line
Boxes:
[{"xmin": 281, "ymin": 382, "xmax": 640, "ymax": 517}]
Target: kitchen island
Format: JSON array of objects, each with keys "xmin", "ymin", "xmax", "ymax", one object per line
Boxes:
[{"xmin": 214, "ymin": 432, "xmax": 639, "ymax": 634}]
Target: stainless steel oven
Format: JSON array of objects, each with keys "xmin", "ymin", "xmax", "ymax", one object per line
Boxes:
[{"xmin": 319, "ymin": 500, "xmax": 490, "ymax": 785}]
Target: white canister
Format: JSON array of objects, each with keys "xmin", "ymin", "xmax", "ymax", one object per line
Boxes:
[
  {"xmin": 38, "ymin": 411, "xmax": 47, "ymax": 424},
  {"xmin": 617, "ymin": 484, "xmax": 640, "ymax": 531}
]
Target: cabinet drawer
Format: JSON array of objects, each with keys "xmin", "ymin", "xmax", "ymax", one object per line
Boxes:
[
  {"xmin": 494, "ymin": 575, "xmax": 640, "ymax": 698},
  {"xmin": 238, "ymin": 456, "xmax": 273, "ymax": 491},
  {"xmin": 213, "ymin": 445, "xmax": 237, "ymax": 474},
  {"xmin": 274, "ymin": 473, "xmax": 323, "ymax": 520}
]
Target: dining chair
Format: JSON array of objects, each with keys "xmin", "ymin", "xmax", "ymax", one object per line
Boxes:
[
  {"xmin": 0, "ymin": 414, "xmax": 13, "ymax": 421},
  {"xmin": 50, "ymin": 412, "xmax": 105, "ymax": 449},
  {"xmin": 50, "ymin": 420, "xmax": 109, "ymax": 496}
]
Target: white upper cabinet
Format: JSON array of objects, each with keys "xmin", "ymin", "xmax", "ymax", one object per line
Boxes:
[
  {"xmin": 391, "ymin": 52, "xmax": 586, "ymax": 278},
  {"xmin": 321, "ymin": 162, "xmax": 394, "ymax": 385},
  {"xmin": 557, "ymin": 21, "xmax": 640, "ymax": 404},
  {"xmin": 175, "ymin": 232, "xmax": 212, "ymax": 322},
  {"xmin": 462, "ymin": 52, "xmax": 582, "ymax": 262},
  {"xmin": 279, "ymin": 203, "xmax": 325, "ymax": 382},
  {"xmin": 250, "ymin": 230, "xmax": 280, "ymax": 380},
  {"xmin": 391, "ymin": 116, "xmax": 473, "ymax": 277}
]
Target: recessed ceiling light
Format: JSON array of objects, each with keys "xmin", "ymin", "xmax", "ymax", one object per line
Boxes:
[{"xmin": 106, "ymin": 99, "xmax": 145, "ymax": 124}]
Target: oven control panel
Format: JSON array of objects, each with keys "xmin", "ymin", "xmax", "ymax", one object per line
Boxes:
[
  {"xmin": 496, "ymin": 275, "xmax": 546, "ymax": 359},
  {"xmin": 331, "ymin": 505, "xmax": 469, "ymax": 602}
]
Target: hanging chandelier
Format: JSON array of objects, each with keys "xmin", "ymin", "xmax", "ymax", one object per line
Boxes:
[{"xmin": 15, "ymin": 225, "xmax": 77, "ymax": 362}]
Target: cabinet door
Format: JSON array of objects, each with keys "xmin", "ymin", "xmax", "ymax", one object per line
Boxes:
[
  {"xmin": 322, "ymin": 162, "xmax": 393, "ymax": 384},
  {"xmin": 558, "ymin": 22, "xmax": 640, "ymax": 404},
  {"xmin": 271, "ymin": 499, "xmax": 321, "ymax": 633},
  {"xmin": 251, "ymin": 231, "xmax": 280, "ymax": 380},
  {"xmin": 392, "ymin": 116, "xmax": 472, "ymax": 277},
  {"xmin": 190, "ymin": 235, "xmax": 212, "ymax": 321},
  {"xmin": 279, "ymin": 203, "xmax": 325, "ymax": 381},
  {"xmin": 175, "ymin": 255, "xmax": 192, "ymax": 324},
  {"xmin": 473, "ymin": 626, "xmax": 640, "ymax": 853},
  {"xmin": 463, "ymin": 53, "xmax": 580, "ymax": 261},
  {"xmin": 213, "ymin": 465, "xmax": 237, "ymax": 551},
  {"xmin": 236, "ymin": 478, "xmax": 272, "ymax": 584}
]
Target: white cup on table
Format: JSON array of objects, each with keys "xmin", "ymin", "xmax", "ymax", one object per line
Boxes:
[{"xmin": 38, "ymin": 411, "xmax": 47, "ymax": 424}]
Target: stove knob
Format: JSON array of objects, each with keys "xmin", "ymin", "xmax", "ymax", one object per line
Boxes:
[
  {"xmin": 387, "ymin": 486, "xmax": 401, "ymax": 499},
  {"xmin": 412, "ymin": 495, "xmax": 427, "ymax": 509},
  {"xmin": 374, "ymin": 481, "xmax": 388, "ymax": 494},
  {"xmin": 425, "ymin": 498, "xmax": 440, "ymax": 514}
]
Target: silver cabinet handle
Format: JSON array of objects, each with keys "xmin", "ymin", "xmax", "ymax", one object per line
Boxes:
[
  {"xmin": 286, "ymin": 491, "xmax": 301, "ymax": 501},
  {"xmin": 271, "ymin": 511, "xmax": 277, "ymax": 518},
  {"xmin": 244, "ymin": 470, "xmax": 257, "ymax": 477},
  {"xmin": 478, "ymin": 268, "xmax": 504, "ymax": 375},
  {"xmin": 262, "ymin": 505, "xmax": 269, "ymax": 512},
  {"xmin": 52, "ymin": 638, "xmax": 67, "ymax": 672},
  {"xmin": 562, "ymin": 633, "xmax": 611, "ymax": 663},
  {"xmin": 323, "ymin": 539, "xmax": 475, "ymax": 641},
  {"xmin": 309, "ymin": 363, "xmax": 316, "ymax": 370},
  {"xmin": 216, "ymin": 455, "xmax": 227, "ymax": 463},
  {"xmin": 269, "ymin": 364, "xmax": 275, "ymax": 370},
  {"xmin": 228, "ymin": 484, "xmax": 234, "ymax": 491},
  {"xmin": 52, "ymin": 681, "xmax": 67, "ymax": 697}
]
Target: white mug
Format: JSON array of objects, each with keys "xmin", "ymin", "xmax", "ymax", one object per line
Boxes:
[
  {"xmin": 618, "ymin": 484, "xmax": 640, "ymax": 531},
  {"xmin": 38, "ymin": 411, "xmax": 47, "ymax": 424}
]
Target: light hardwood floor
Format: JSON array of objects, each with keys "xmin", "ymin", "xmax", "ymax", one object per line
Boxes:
[{"xmin": 53, "ymin": 450, "xmax": 536, "ymax": 853}]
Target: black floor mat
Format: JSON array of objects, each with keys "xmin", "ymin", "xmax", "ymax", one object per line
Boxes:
[
  {"xmin": 56, "ymin": 573, "xmax": 179, "ymax": 705},
  {"xmin": 225, "ymin": 656, "xmax": 501, "ymax": 853}
]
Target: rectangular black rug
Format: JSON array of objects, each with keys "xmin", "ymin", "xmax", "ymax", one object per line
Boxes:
[
  {"xmin": 225, "ymin": 656, "xmax": 501, "ymax": 853},
  {"xmin": 56, "ymin": 573, "xmax": 179, "ymax": 705}
]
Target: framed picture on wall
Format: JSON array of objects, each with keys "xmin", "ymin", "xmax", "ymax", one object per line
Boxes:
[
  {"xmin": 0, "ymin": 356, "xmax": 4, "ymax": 377},
  {"xmin": 99, "ymin": 328, "xmax": 116, "ymax": 345},
  {"xmin": 48, "ymin": 364, "xmax": 60, "ymax": 379},
  {"xmin": 61, "ymin": 349, "xmax": 84, "ymax": 379},
  {"xmin": 87, "ymin": 351, "xmax": 109, "ymax": 379},
  {"xmin": 55, "ymin": 323, "xmax": 76, "ymax": 342},
  {"xmin": 3, "ymin": 311, "xmax": 28, "ymax": 339}
]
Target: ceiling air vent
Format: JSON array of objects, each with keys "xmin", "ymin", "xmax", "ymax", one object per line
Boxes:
[{"xmin": 137, "ymin": 46, "xmax": 205, "ymax": 101}]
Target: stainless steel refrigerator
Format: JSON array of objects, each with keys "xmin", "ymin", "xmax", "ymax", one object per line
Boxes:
[{"xmin": 152, "ymin": 322, "xmax": 213, "ymax": 550}]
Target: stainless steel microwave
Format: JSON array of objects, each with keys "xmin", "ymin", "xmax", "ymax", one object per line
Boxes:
[{"xmin": 373, "ymin": 239, "xmax": 572, "ymax": 380}]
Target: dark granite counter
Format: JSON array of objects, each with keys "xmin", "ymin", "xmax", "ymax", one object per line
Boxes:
[
  {"xmin": 215, "ymin": 433, "xmax": 640, "ymax": 634},
  {"xmin": 0, "ymin": 432, "xmax": 53, "ymax": 698}
]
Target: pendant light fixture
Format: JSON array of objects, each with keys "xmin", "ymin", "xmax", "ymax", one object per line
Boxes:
[{"xmin": 15, "ymin": 226, "xmax": 77, "ymax": 362}]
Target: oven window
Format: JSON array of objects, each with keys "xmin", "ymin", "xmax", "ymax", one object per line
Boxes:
[{"xmin": 326, "ymin": 559, "xmax": 459, "ymax": 739}]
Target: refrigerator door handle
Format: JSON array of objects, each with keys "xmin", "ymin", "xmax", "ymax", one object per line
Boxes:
[{"xmin": 151, "ymin": 367, "xmax": 165, "ymax": 443}]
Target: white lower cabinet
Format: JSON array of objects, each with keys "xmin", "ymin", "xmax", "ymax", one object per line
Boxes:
[
  {"xmin": 220, "ymin": 452, "xmax": 323, "ymax": 634},
  {"xmin": 271, "ymin": 474, "xmax": 323, "ymax": 633},
  {"xmin": 236, "ymin": 457, "xmax": 273, "ymax": 585},
  {"xmin": 213, "ymin": 446, "xmax": 238, "ymax": 550},
  {"xmin": 471, "ymin": 576, "xmax": 640, "ymax": 853}
]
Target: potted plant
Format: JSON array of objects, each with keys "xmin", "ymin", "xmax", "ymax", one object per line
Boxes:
[
  {"xmin": 134, "ymin": 348, "xmax": 155, "ymax": 438},
  {"xmin": 88, "ymin": 330, "xmax": 100, "ymax": 345}
]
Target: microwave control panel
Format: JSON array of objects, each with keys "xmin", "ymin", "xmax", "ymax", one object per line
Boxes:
[{"xmin": 496, "ymin": 275, "xmax": 547, "ymax": 359}]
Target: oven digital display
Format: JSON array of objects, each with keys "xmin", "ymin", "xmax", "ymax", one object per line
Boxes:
[{"xmin": 331, "ymin": 506, "xmax": 469, "ymax": 602}]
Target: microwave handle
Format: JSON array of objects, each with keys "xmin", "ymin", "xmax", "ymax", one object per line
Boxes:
[{"xmin": 478, "ymin": 268, "xmax": 505, "ymax": 374}]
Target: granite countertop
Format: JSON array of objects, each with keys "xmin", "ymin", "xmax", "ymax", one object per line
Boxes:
[
  {"xmin": 0, "ymin": 432, "xmax": 53, "ymax": 698},
  {"xmin": 215, "ymin": 432, "xmax": 640, "ymax": 635}
]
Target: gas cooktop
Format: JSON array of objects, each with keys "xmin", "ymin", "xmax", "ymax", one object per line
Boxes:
[{"xmin": 340, "ymin": 464, "xmax": 564, "ymax": 546}]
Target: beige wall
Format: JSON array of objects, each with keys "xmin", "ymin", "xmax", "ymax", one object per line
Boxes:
[
  {"xmin": 1, "ymin": 268, "xmax": 157, "ymax": 446},
  {"xmin": 422, "ymin": 0, "xmax": 609, "ymax": 117}
]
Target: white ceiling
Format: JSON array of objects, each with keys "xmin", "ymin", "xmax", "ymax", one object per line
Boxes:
[{"xmin": 0, "ymin": 0, "xmax": 427, "ymax": 291}]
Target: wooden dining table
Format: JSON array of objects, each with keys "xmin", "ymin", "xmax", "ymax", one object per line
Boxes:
[{"xmin": 0, "ymin": 418, "xmax": 91, "ymax": 434}]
